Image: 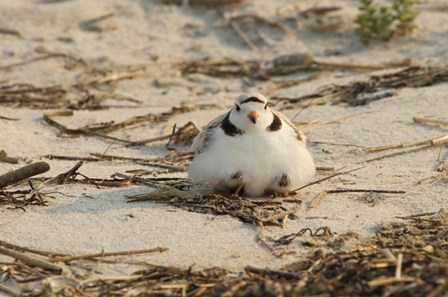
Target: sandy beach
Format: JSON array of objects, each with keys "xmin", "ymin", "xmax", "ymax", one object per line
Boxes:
[{"xmin": 0, "ymin": 0, "xmax": 447, "ymax": 295}]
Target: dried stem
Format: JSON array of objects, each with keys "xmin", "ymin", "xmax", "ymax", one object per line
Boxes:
[
  {"xmin": 0, "ymin": 246, "xmax": 62, "ymax": 273},
  {"xmin": 327, "ymin": 189, "xmax": 405, "ymax": 194},
  {"xmin": 49, "ymin": 247, "xmax": 168, "ymax": 263},
  {"xmin": 294, "ymin": 167, "xmax": 366, "ymax": 192}
]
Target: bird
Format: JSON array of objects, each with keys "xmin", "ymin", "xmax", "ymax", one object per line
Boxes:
[{"xmin": 188, "ymin": 93, "xmax": 315, "ymax": 197}]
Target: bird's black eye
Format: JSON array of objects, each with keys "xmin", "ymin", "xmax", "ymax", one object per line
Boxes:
[
  {"xmin": 264, "ymin": 103, "xmax": 268, "ymax": 110},
  {"xmin": 235, "ymin": 104, "xmax": 241, "ymax": 111}
]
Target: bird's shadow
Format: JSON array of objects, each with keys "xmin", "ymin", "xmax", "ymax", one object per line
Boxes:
[{"xmin": 44, "ymin": 186, "xmax": 170, "ymax": 215}]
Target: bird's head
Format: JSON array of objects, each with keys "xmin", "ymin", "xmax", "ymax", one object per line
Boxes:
[{"xmin": 229, "ymin": 93, "xmax": 273, "ymax": 131}]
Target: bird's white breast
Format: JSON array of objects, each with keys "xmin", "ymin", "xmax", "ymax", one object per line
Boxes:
[{"xmin": 188, "ymin": 123, "xmax": 315, "ymax": 196}]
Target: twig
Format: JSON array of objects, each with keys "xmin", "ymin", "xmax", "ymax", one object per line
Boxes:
[
  {"xmin": 55, "ymin": 161, "xmax": 83, "ymax": 184},
  {"xmin": 316, "ymin": 166, "xmax": 335, "ymax": 171},
  {"xmin": 307, "ymin": 191, "xmax": 327, "ymax": 210},
  {"xmin": 80, "ymin": 12, "xmax": 115, "ymax": 32},
  {"xmin": 313, "ymin": 59, "xmax": 392, "ymax": 71},
  {"xmin": 327, "ymin": 189, "xmax": 405, "ymax": 194},
  {"xmin": 0, "ymin": 246, "xmax": 62, "ymax": 273},
  {"xmin": 229, "ymin": 21, "xmax": 259, "ymax": 52},
  {"xmin": 245, "ymin": 266, "xmax": 298, "ymax": 280},
  {"xmin": 43, "ymin": 114, "xmax": 132, "ymax": 143},
  {"xmin": 395, "ymin": 253, "xmax": 403, "ymax": 279},
  {"xmin": 381, "ymin": 249, "xmax": 397, "ymax": 261},
  {"xmin": 311, "ymin": 140, "xmax": 366, "ymax": 148},
  {"xmin": 0, "ymin": 162, "xmax": 50, "ymax": 189},
  {"xmin": 395, "ymin": 212, "xmax": 436, "ymax": 220},
  {"xmin": 0, "ymin": 53, "xmax": 73, "ymax": 71},
  {"xmin": 49, "ymin": 247, "xmax": 168, "ymax": 263},
  {"xmin": 44, "ymin": 155, "xmax": 100, "ymax": 162},
  {"xmin": 437, "ymin": 154, "xmax": 448, "ymax": 172},
  {"xmin": 426, "ymin": 283, "xmax": 447, "ymax": 297},
  {"xmin": 359, "ymin": 144, "xmax": 442, "ymax": 164},
  {"xmin": 94, "ymin": 275, "xmax": 143, "ymax": 282},
  {"xmin": 0, "ymin": 284, "xmax": 21, "ymax": 297},
  {"xmin": 413, "ymin": 116, "xmax": 448, "ymax": 129},
  {"xmin": 135, "ymin": 161, "xmax": 186, "ymax": 171},
  {"xmin": 364, "ymin": 135, "xmax": 448, "ymax": 153},
  {"xmin": 113, "ymin": 173, "xmax": 167, "ymax": 188},
  {"xmin": 0, "ymin": 240, "xmax": 65, "ymax": 257},
  {"xmin": 293, "ymin": 167, "xmax": 366, "ymax": 192},
  {"xmin": 159, "ymin": 0, "xmax": 243, "ymax": 5},
  {"xmin": 294, "ymin": 113, "xmax": 362, "ymax": 128},
  {"xmin": 0, "ymin": 27, "xmax": 22, "ymax": 38},
  {"xmin": 0, "ymin": 115, "xmax": 18, "ymax": 121},
  {"xmin": 43, "ymin": 110, "xmax": 73, "ymax": 117},
  {"xmin": 90, "ymin": 153, "xmax": 186, "ymax": 171},
  {"xmin": 89, "ymin": 153, "xmax": 147, "ymax": 162},
  {"xmin": 124, "ymin": 134, "xmax": 172, "ymax": 147},
  {"xmin": 273, "ymin": 227, "xmax": 332, "ymax": 246},
  {"xmin": 367, "ymin": 276, "xmax": 420, "ymax": 287},
  {"xmin": 80, "ymin": 69, "xmax": 150, "ymax": 86}
]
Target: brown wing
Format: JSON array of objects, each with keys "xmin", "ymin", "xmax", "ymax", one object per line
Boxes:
[
  {"xmin": 271, "ymin": 110, "xmax": 306, "ymax": 142},
  {"xmin": 190, "ymin": 113, "xmax": 227, "ymax": 154}
]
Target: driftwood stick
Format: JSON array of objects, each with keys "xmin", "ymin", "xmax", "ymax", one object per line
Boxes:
[
  {"xmin": 0, "ymin": 246, "xmax": 62, "ymax": 273},
  {"xmin": 48, "ymin": 247, "xmax": 168, "ymax": 263},
  {"xmin": 0, "ymin": 162, "xmax": 50, "ymax": 189}
]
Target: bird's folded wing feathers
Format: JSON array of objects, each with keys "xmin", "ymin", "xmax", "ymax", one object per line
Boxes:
[
  {"xmin": 190, "ymin": 113, "xmax": 227, "ymax": 154},
  {"xmin": 272, "ymin": 110, "xmax": 306, "ymax": 142}
]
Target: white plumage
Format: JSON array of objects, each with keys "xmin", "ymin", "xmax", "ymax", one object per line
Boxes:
[{"xmin": 188, "ymin": 93, "xmax": 315, "ymax": 197}]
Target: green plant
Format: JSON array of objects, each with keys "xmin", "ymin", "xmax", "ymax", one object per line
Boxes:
[
  {"xmin": 392, "ymin": 0, "xmax": 420, "ymax": 35},
  {"xmin": 355, "ymin": 0, "xmax": 420, "ymax": 44}
]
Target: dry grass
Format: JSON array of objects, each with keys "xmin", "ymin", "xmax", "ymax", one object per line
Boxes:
[{"xmin": 1, "ymin": 211, "xmax": 446, "ymax": 296}]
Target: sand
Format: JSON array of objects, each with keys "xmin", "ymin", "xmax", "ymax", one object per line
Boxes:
[{"xmin": 0, "ymin": 0, "xmax": 447, "ymax": 283}]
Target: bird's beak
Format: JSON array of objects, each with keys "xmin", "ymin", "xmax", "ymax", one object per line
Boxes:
[{"xmin": 247, "ymin": 111, "xmax": 259, "ymax": 124}]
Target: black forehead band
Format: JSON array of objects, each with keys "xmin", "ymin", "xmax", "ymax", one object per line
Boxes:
[{"xmin": 240, "ymin": 97, "xmax": 266, "ymax": 104}]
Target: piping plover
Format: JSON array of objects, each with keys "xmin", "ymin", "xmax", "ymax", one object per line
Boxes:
[{"xmin": 188, "ymin": 93, "xmax": 315, "ymax": 197}]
